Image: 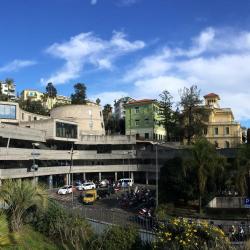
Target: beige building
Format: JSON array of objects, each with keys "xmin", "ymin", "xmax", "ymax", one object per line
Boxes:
[
  {"xmin": 0, "ymin": 101, "xmax": 48, "ymax": 125},
  {"xmin": 50, "ymin": 102, "xmax": 105, "ymax": 136},
  {"xmin": 204, "ymin": 93, "xmax": 242, "ymax": 148},
  {"xmin": 20, "ymin": 89, "xmax": 71, "ymax": 110}
]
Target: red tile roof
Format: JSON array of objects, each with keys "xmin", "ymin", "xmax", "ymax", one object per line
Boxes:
[
  {"xmin": 126, "ymin": 99, "xmax": 156, "ymax": 105},
  {"xmin": 204, "ymin": 93, "xmax": 220, "ymax": 99}
]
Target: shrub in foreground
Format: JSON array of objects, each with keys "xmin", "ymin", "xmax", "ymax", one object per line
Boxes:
[{"xmin": 154, "ymin": 218, "xmax": 233, "ymax": 250}]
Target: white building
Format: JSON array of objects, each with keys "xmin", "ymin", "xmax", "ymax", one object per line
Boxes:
[
  {"xmin": 0, "ymin": 82, "xmax": 16, "ymax": 100},
  {"xmin": 114, "ymin": 97, "xmax": 134, "ymax": 120}
]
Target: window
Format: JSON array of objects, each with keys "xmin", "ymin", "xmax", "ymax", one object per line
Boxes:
[
  {"xmin": 214, "ymin": 127, "xmax": 218, "ymax": 135},
  {"xmin": 56, "ymin": 122, "xmax": 77, "ymax": 139},
  {"xmin": 135, "ymin": 107, "xmax": 139, "ymax": 113},
  {"xmin": 225, "ymin": 127, "xmax": 230, "ymax": 135},
  {"xmin": 145, "ymin": 118, "xmax": 149, "ymax": 124},
  {"xmin": 100, "ymin": 111, "xmax": 102, "ymax": 117},
  {"xmin": 101, "ymin": 122, "xmax": 104, "ymax": 128},
  {"xmin": 89, "ymin": 121, "xmax": 93, "ymax": 129},
  {"xmin": 34, "ymin": 117, "xmax": 37, "ymax": 121},
  {"xmin": 204, "ymin": 128, "xmax": 207, "ymax": 135},
  {"xmin": 136, "ymin": 133, "xmax": 140, "ymax": 139},
  {"xmin": 0, "ymin": 104, "xmax": 16, "ymax": 119},
  {"xmin": 145, "ymin": 133, "xmax": 149, "ymax": 139},
  {"xmin": 214, "ymin": 141, "xmax": 218, "ymax": 148},
  {"xmin": 225, "ymin": 141, "xmax": 230, "ymax": 148},
  {"xmin": 22, "ymin": 113, "xmax": 24, "ymax": 120},
  {"xmin": 135, "ymin": 120, "xmax": 140, "ymax": 126}
]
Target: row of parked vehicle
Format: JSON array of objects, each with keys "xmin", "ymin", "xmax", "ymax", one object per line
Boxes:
[{"xmin": 57, "ymin": 178, "xmax": 134, "ymax": 195}]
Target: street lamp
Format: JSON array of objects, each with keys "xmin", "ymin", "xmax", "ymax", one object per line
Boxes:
[
  {"xmin": 155, "ymin": 143, "xmax": 159, "ymax": 209},
  {"xmin": 68, "ymin": 143, "xmax": 74, "ymax": 204}
]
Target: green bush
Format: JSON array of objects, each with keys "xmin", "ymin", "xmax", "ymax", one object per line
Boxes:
[
  {"xmin": 34, "ymin": 200, "xmax": 92, "ymax": 250},
  {"xmin": 154, "ymin": 218, "xmax": 233, "ymax": 250},
  {"xmin": 95, "ymin": 225, "xmax": 144, "ymax": 250}
]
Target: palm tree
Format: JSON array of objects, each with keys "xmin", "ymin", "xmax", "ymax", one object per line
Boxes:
[
  {"xmin": 186, "ymin": 138, "xmax": 223, "ymax": 213},
  {"xmin": 0, "ymin": 180, "xmax": 48, "ymax": 232},
  {"xmin": 5, "ymin": 78, "xmax": 15, "ymax": 101}
]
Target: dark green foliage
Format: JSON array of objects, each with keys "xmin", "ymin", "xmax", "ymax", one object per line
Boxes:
[
  {"xmin": 96, "ymin": 98, "xmax": 101, "ymax": 105},
  {"xmin": 34, "ymin": 200, "xmax": 92, "ymax": 250},
  {"xmin": 158, "ymin": 90, "xmax": 177, "ymax": 141},
  {"xmin": 71, "ymin": 83, "xmax": 87, "ymax": 104},
  {"xmin": 235, "ymin": 144, "xmax": 250, "ymax": 195},
  {"xmin": 95, "ymin": 225, "xmax": 147, "ymax": 250},
  {"xmin": 45, "ymin": 82, "xmax": 57, "ymax": 98},
  {"xmin": 186, "ymin": 138, "xmax": 226, "ymax": 213},
  {"xmin": 159, "ymin": 157, "xmax": 197, "ymax": 204},
  {"xmin": 179, "ymin": 85, "xmax": 208, "ymax": 144},
  {"xmin": 19, "ymin": 99, "xmax": 49, "ymax": 115},
  {"xmin": 103, "ymin": 104, "xmax": 115, "ymax": 134}
]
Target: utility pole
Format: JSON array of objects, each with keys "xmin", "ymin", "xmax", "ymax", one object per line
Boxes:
[
  {"xmin": 68, "ymin": 143, "xmax": 74, "ymax": 204},
  {"xmin": 155, "ymin": 144, "xmax": 159, "ymax": 208}
]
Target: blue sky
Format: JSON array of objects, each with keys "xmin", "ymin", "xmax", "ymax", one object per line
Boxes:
[{"xmin": 1, "ymin": 0, "xmax": 250, "ymax": 126}]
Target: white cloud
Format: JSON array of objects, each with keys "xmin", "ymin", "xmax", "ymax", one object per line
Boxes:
[
  {"xmin": 0, "ymin": 59, "xmax": 36, "ymax": 73},
  {"xmin": 90, "ymin": 91, "xmax": 129, "ymax": 106},
  {"xmin": 117, "ymin": 0, "xmax": 140, "ymax": 6},
  {"xmin": 123, "ymin": 27, "xmax": 250, "ymax": 122},
  {"xmin": 41, "ymin": 31, "xmax": 145, "ymax": 85}
]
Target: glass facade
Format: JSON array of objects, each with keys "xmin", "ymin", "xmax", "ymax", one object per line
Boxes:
[
  {"xmin": 0, "ymin": 104, "xmax": 16, "ymax": 119},
  {"xmin": 56, "ymin": 122, "xmax": 77, "ymax": 139}
]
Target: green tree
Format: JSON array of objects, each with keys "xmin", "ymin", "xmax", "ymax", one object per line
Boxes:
[
  {"xmin": 0, "ymin": 180, "xmax": 48, "ymax": 232},
  {"xmin": 46, "ymin": 82, "xmax": 57, "ymax": 98},
  {"xmin": 97, "ymin": 225, "xmax": 142, "ymax": 250},
  {"xmin": 5, "ymin": 78, "xmax": 15, "ymax": 101},
  {"xmin": 19, "ymin": 99, "xmax": 49, "ymax": 115},
  {"xmin": 159, "ymin": 157, "xmax": 197, "ymax": 204},
  {"xmin": 71, "ymin": 83, "xmax": 87, "ymax": 104},
  {"xmin": 186, "ymin": 138, "xmax": 224, "ymax": 213},
  {"xmin": 179, "ymin": 85, "xmax": 208, "ymax": 144},
  {"xmin": 45, "ymin": 82, "xmax": 57, "ymax": 109},
  {"xmin": 34, "ymin": 200, "xmax": 92, "ymax": 250},
  {"xmin": 103, "ymin": 104, "xmax": 115, "ymax": 134},
  {"xmin": 158, "ymin": 90, "xmax": 176, "ymax": 141},
  {"xmin": 235, "ymin": 144, "xmax": 250, "ymax": 195},
  {"xmin": 96, "ymin": 98, "xmax": 101, "ymax": 105}
]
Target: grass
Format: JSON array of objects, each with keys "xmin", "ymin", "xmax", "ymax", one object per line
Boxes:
[{"xmin": 0, "ymin": 214, "xmax": 59, "ymax": 250}]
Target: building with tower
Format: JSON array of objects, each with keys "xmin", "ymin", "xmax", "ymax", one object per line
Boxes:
[{"xmin": 203, "ymin": 93, "xmax": 242, "ymax": 148}]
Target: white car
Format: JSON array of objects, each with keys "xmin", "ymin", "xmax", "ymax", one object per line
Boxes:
[
  {"xmin": 81, "ymin": 182, "xmax": 96, "ymax": 190},
  {"xmin": 57, "ymin": 185, "xmax": 73, "ymax": 195}
]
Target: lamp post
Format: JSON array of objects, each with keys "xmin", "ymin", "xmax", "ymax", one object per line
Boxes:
[
  {"xmin": 155, "ymin": 143, "xmax": 159, "ymax": 209},
  {"xmin": 68, "ymin": 143, "xmax": 74, "ymax": 205}
]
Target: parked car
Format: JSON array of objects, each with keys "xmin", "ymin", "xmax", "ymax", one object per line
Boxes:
[
  {"xmin": 81, "ymin": 182, "xmax": 96, "ymax": 190},
  {"xmin": 117, "ymin": 178, "xmax": 134, "ymax": 188},
  {"xmin": 99, "ymin": 179, "xmax": 110, "ymax": 188},
  {"xmin": 57, "ymin": 185, "xmax": 73, "ymax": 195}
]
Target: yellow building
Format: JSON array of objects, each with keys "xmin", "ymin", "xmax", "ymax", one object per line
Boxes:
[
  {"xmin": 21, "ymin": 89, "xmax": 71, "ymax": 110},
  {"xmin": 204, "ymin": 93, "xmax": 242, "ymax": 148},
  {"xmin": 21, "ymin": 89, "xmax": 44, "ymax": 102}
]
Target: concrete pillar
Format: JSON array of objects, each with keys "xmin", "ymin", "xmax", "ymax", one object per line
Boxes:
[
  {"xmin": 32, "ymin": 176, "xmax": 38, "ymax": 185},
  {"xmin": 66, "ymin": 174, "xmax": 70, "ymax": 185},
  {"xmin": 146, "ymin": 172, "xmax": 149, "ymax": 185},
  {"xmin": 48, "ymin": 175, "xmax": 53, "ymax": 189},
  {"xmin": 115, "ymin": 172, "xmax": 118, "ymax": 182},
  {"xmin": 98, "ymin": 172, "xmax": 102, "ymax": 181},
  {"xmin": 83, "ymin": 172, "xmax": 86, "ymax": 181},
  {"xmin": 130, "ymin": 172, "xmax": 134, "ymax": 180}
]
